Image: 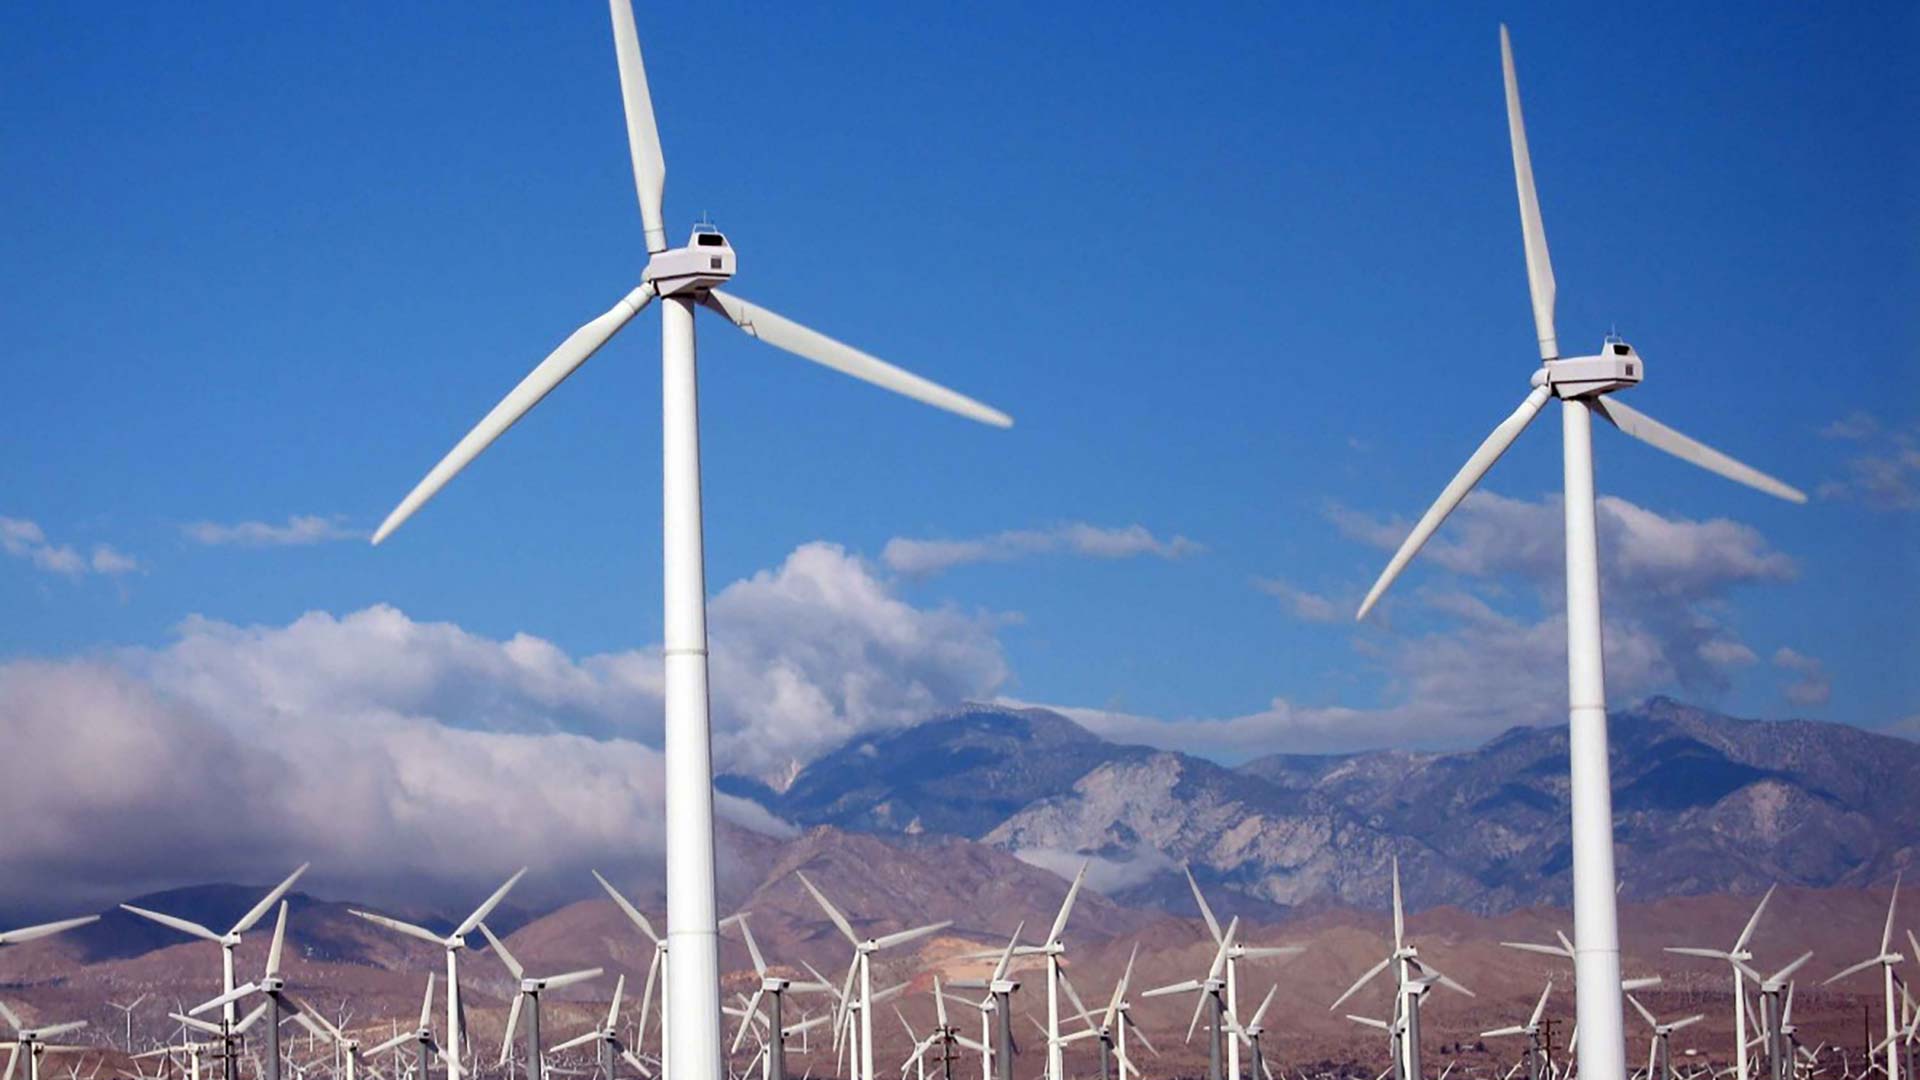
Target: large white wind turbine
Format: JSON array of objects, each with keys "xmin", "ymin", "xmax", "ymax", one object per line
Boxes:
[
  {"xmin": 592, "ymin": 871, "xmax": 671, "ymax": 1079},
  {"xmin": 1329, "ymin": 859, "xmax": 1472, "ymax": 1080},
  {"xmin": 1481, "ymin": 982, "xmax": 1554, "ymax": 1080},
  {"xmin": 189, "ymin": 903, "xmax": 338, "ymax": 1080},
  {"xmin": 1184, "ymin": 864, "xmax": 1302, "ymax": 1080},
  {"xmin": 122, "ymin": 864, "xmax": 310, "ymax": 1030},
  {"xmin": 945, "ymin": 923, "xmax": 1027, "ymax": 1080},
  {"xmin": 1625, "ymin": 994, "xmax": 1706, "ymax": 1080},
  {"xmin": 1143, "ymin": 916, "xmax": 1242, "ymax": 1080},
  {"xmin": 1665, "ymin": 884, "xmax": 1777, "ymax": 1080},
  {"xmin": 475, "ymin": 921, "xmax": 604, "ymax": 1080},
  {"xmin": 1823, "ymin": 875, "xmax": 1903, "ymax": 1080},
  {"xmin": 1012, "ymin": 862, "xmax": 1091, "ymax": 1080},
  {"xmin": 0, "ymin": 1001, "xmax": 88, "ymax": 1080},
  {"xmin": 724, "ymin": 913, "xmax": 830, "ymax": 1080},
  {"xmin": 351, "ymin": 868, "xmax": 526, "ymax": 1080},
  {"xmin": 1354, "ymin": 25, "xmax": 1807, "ymax": 1080},
  {"xmin": 795, "ymin": 873, "xmax": 949, "ymax": 1080},
  {"xmin": 369, "ymin": 7, "xmax": 1011, "ymax": 1077}
]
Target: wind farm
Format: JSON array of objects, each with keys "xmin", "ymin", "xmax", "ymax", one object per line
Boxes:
[{"xmin": 2, "ymin": 6, "xmax": 1912, "ymax": 1080}]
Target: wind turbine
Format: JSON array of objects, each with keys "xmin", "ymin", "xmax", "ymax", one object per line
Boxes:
[
  {"xmin": 1626, "ymin": 995, "xmax": 1707, "ymax": 1080},
  {"xmin": 592, "ymin": 871, "xmax": 671, "ymax": 1079},
  {"xmin": 795, "ymin": 872, "xmax": 950, "ymax": 1080},
  {"xmin": 351, "ymin": 868, "xmax": 526, "ymax": 1080},
  {"xmin": 363, "ymin": 977, "xmax": 442, "ymax": 1080},
  {"xmin": 171, "ymin": 1003, "xmax": 271, "ymax": 1080},
  {"xmin": 1737, "ymin": 954, "xmax": 1815, "ymax": 1080},
  {"xmin": 1825, "ymin": 876, "xmax": 1903, "ymax": 1080},
  {"xmin": 1055, "ymin": 946, "xmax": 1141, "ymax": 1080},
  {"xmin": 122, "ymin": 864, "xmax": 310, "ymax": 1031},
  {"xmin": 1482, "ymin": 982, "xmax": 1555, "ymax": 1080},
  {"xmin": 725, "ymin": 913, "xmax": 830, "ymax": 1080},
  {"xmin": 369, "ymin": 5, "xmax": 1013, "ymax": 1075},
  {"xmin": 474, "ymin": 921, "xmax": 603, "ymax": 1080},
  {"xmin": 1330, "ymin": 859, "xmax": 1473, "ymax": 1080},
  {"xmin": 1354, "ymin": 24, "xmax": 1806, "ymax": 1080},
  {"xmin": 188, "ymin": 902, "xmax": 341, "ymax": 1080},
  {"xmin": 551, "ymin": 975, "xmax": 651, "ymax": 1080},
  {"xmin": 1185, "ymin": 864, "xmax": 1304, "ymax": 1080},
  {"xmin": 107, "ymin": 996, "xmax": 150, "ymax": 1052},
  {"xmin": 287, "ymin": 998, "xmax": 396, "ymax": 1080},
  {"xmin": 0, "ymin": 916, "xmax": 98, "ymax": 949},
  {"xmin": 1225, "ymin": 984, "xmax": 1280, "ymax": 1080},
  {"xmin": 0, "ymin": 1002, "xmax": 87, "ymax": 1080},
  {"xmin": 1144, "ymin": 916, "xmax": 1242, "ymax": 1080},
  {"xmin": 944, "ymin": 923, "xmax": 1026, "ymax": 1080},
  {"xmin": 901, "ymin": 979, "xmax": 985, "ymax": 1080},
  {"xmin": 1666, "ymin": 885, "xmax": 1778, "ymax": 1080},
  {"xmin": 1011, "ymin": 862, "xmax": 1093, "ymax": 1080}
]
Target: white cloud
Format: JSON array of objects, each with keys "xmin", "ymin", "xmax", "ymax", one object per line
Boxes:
[
  {"xmin": 0, "ymin": 542, "xmax": 1005, "ymax": 911},
  {"xmin": 881, "ymin": 522, "xmax": 1201, "ymax": 577},
  {"xmin": 1011, "ymin": 845, "xmax": 1174, "ymax": 895},
  {"xmin": 183, "ymin": 515, "xmax": 359, "ymax": 547},
  {"xmin": 1771, "ymin": 647, "xmax": 1832, "ymax": 709},
  {"xmin": 1816, "ymin": 416, "xmax": 1920, "ymax": 511},
  {"xmin": 1253, "ymin": 577, "xmax": 1342, "ymax": 623},
  {"xmin": 0, "ymin": 516, "xmax": 138, "ymax": 577}
]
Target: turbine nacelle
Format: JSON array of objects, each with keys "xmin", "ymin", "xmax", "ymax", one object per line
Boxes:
[
  {"xmin": 1531, "ymin": 340, "xmax": 1644, "ymax": 399},
  {"xmin": 646, "ymin": 227, "xmax": 737, "ymax": 297}
]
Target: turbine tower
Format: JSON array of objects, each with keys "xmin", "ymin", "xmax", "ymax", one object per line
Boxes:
[
  {"xmin": 1666, "ymin": 884, "xmax": 1777, "ymax": 1080},
  {"xmin": 369, "ymin": 8, "xmax": 1012, "ymax": 1077},
  {"xmin": 1354, "ymin": 26, "xmax": 1807, "ymax": 1080},
  {"xmin": 1824, "ymin": 876, "xmax": 1903, "ymax": 1080},
  {"xmin": 352, "ymin": 868, "xmax": 526, "ymax": 1080}
]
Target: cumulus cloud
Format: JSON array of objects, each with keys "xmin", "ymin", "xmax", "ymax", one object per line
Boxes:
[
  {"xmin": 1817, "ymin": 415, "xmax": 1920, "ymax": 511},
  {"xmin": 183, "ymin": 515, "xmax": 359, "ymax": 547},
  {"xmin": 0, "ymin": 517, "xmax": 138, "ymax": 577},
  {"xmin": 1011, "ymin": 845, "xmax": 1175, "ymax": 895},
  {"xmin": 881, "ymin": 523, "xmax": 1201, "ymax": 578},
  {"xmin": 1252, "ymin": 577, "xmax": 1342, "ymax": 623},
  {"xmin": 1772, "ymin": 647, "xmax": 1832, "ymax": 708},
  {"xmin": 0, "ymin": 542, "xmax": 1005, "ymax": 911}
]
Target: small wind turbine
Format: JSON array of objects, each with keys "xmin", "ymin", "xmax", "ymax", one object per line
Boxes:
[
  {"xmin": 1825, "ymin": 876, "xmax": 1903, "ymax": 1080},
  {"xmin": 474, "ymin": 921, "xmax": 603, "ymax": 1080},
  {"xmin": 188, "ymin": 903, "xmax": 339, "ymax": 1080},
  {"xmin": 351, "ymin": 868, "xmax": 526, "ymax": 1080},
  {"xmin": 1666, "ymin": 885, "xmax": 1778, "ymax": 1080},
  {"xmin": 1012, "ymin": 862, "xmax": 1092, "ymax": 1080},
  {"xmin": 1185, "ymin": 864, "xmax": 1304, "ymax": 1080},
  {"xmin": 1225, "ymin": 983, "xmax": 1280, "ymax": 1080},
  {"xmin": 171, "ymin": 1002, "xmax": 271, "ymax": 1080},
  {"xmin": 944, "ymin": 923, "xmax": 1026, "ymax": 1080},
  {"xmin": 725, "ymin": 913, "xmax": 830, "ymax": 1080},
  {"xmin": 1143, "ymin": 917, "xmax": 1242, "ymax": 1080},
  {"xmin": 1330, "ymin": 859, "xmax": 1473, "ymax": 1080},
  {"xmin": 107, "ymin": 995, "xmax": 150, "ymax": 1052},
  {"xmin": 363, "ymin": 977, "xmax": 441, "ymax": 1080},
  {"xmin": 0, "ymin": 1002, "xmax": 88, "ymax": 1080},
  {"xmin": 550, "ymin": 976, "xmax": 650, "ymax": 1080},
  {"xmin": 901, "ymin": 979, "xmax": 986, "ymax": 1080},
  {"xmin": 592, "ymin": 871, "xmax": 670, "ymax": 1079},
  {"xmin": 1482, "ymin": 982, "xmax": 1554, "ymax": 1080},
  {"xmin": 1740, "ymin": 954, "xmax": 1815, "ymax": 1080},
  {"xmin": 795, "ymin": 872, "xmax": 949, "ymax": 1080},
  {"xmin": 1626, "ymin": 995, "xmax": 1707, "ymax": 1080},
  {"xmin": 1056, "ymin": 946, "xmax": 1142, "ymax": 1080},
  {"xmin": 1354, "ymin": 25, "xmax": 1805, "ymax": 1080},
  {"xmin": 287, "ymin": 1000, "xmax": 393, "ymax": 1080},
  {"xmin": 122, "ymin": 864, "xmax": 310, "ymax": 1031},
  {"xmin": 368, "ymin": 6, "xmax": 1014, "ymax": 1076}
]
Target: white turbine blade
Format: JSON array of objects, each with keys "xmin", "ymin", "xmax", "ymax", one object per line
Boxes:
[
  {"xmin": 456, "ymin": 869, "xmax": 528, "ymax": 938},
  {"xmin": 1239, "ymin": 946, "xmax": 1304, "ymax": 961},
  {"xmin": 1183, "ymin": 864, "xmax": 1224, "ymax": 945},
  {"xmin": 419, "ymin": 973, "xmax": 437, "ymax": 1033},
  {"xmin": 372, "ymin": 287, "xmax": 655, "ymax": 545},
  {"xmin": 545, "ymin": 968, "xmax": 603, "ymax": 992},
  {"xmin": 1504, "ymin": 941, "xmax": 1574, "ymax": 959},
  {"xmin": 1391, "ymin": 858, "xmax": 1405, "ymax": 951},
  {"xmin": 1529, "ymin": 982, "xmax": 1553, "ymax": 1029},
  {"xmin": 1908, "ymin": 929, "xmax": 1920, "ymax": 967},
  {"xmin": 735, "ymin": 915, "xmax": 768, "ymax": 977},
  {"xmin": 1627, "ymin": 995, "xmax": 1658, "ymax": 1029},
  {"xmin": 234, "ymin": 864, "xmax": 310, "ymax": 935},
  {"xmin": 1140, "ymin": 981, "xmax": 1203, "ymax": 1000},
  {"xmin": 1482, "ymin": 1026, "xmax": 1527, "ymax": 1039},
  {"xmin": 1422, "ymin": 962, "xmax": 1475, "ymax": 998},
  {"xmin": 265, "ymin": 902, "xmax": 289, "ymax": 980},
  {"xmin": 606, "ymin": 974, "xmax": 626, "ymax": 1029},
  {"xmin": 1331, "ymin": 956, "xmax": 1392, "ymax": 1012},
  {"xmin": 1048, "ymin": 863, "xmax": 1090, "ymax": 946},
  {"xmin": 476, "ymin": 922, "xmax": 523, "ymax": 981},
  {"xmin": 170, "ymin": 1014, "xmax": 224, "ymax": 1037},
  {"xmin": 1207, "ymin": 918, "xmax": 1241, "ymax": 982},
  {"xmin": 934, "ymin": 976, "xmax": 950, "ymax": 1030},
  {"xmin": 592, "ymin": 870, "xmax": 663, "ymax": 945},
  {"xmin": 190, "ymin": 984, "xmax": 260, "ymax": 1017},
  {"xmin": 3, "ymin": 1042, "xmax": 14, "ymax": 1080},
  {"xmin": 700, "ymin": 290, "xmax": 1011, "ymax": 429},
  {"xmin": 0, "ymin": 915, "xmax": 99, "ymax": 946},
  {"xmin": 1185, "ymin": 988, "xmax": 1208, "ymax": 1044},
  {"xmin": 1355, "ymin": 385, "xmax": 1552, "ymax": 620},
  {"xmin": 795, "ymin": 873, "xmax": 861, "ymax": 948},
  {"xmin": 1663, "ymin": 947, "xmax": 1733, "ymax": 961},
  {"xmin": 1058, "ymin": 972, "xmax": 1095, "ymax": 1027},
  {"xmin": 1734, "ymin": 885, "xmax": 1778, "ymax": 954},
  {"xmin": 731, "ymin": 990, "xmax": 765, "ymax": 1055},
  {"xmin": 549, "ymin": 1031, "xmax": 600, "ymax": 1055},
  {"xmin": 636, "ymin": 947, "xmax": 659, "ymax": 1056},
  {"xmin": 605, "ymin": 0, "xmax": 666, "ymax": 253},
  {"xmin": 1881, "ymin": 874, "xmax": 1902, "ymax": 954},
  {"xmin": 1670, "ymin": 1015, "xmax": 1707, "ymax": 1032},
  {"xmin": 120, "ymin": 906, "xmax": 223, "ymax": 944},
  {"xmin": 620, "ymin": 1048, "xmax": 654, "ymax": 1078},
  {"xmin": 1126, "ymin": 1014, "xmax": 1158, "ymax": 1057},
  {"xmin": 1346, "ymin": 1015, "xmax": 1393, "ymax": 1033},
  {"xmin": 1590, "ymin": 397, "xmax": 1806, "ymax": 503},
  {"xmin": 991, "ymin": 921, "xmax": 1026, "ymax": 982},
  {"xmin": 351, "ymin": 911, "xmax": 445, "ymax": 949},
  {"xmin": 875, "ymin": 921, "xmax": 951, "ymax": 951},
  {"xmin": 1500, "ymin": 24, "xmax": 1557, "ymax": 360},
  {"xmin": 234, "ymin": 1002, "xmax": 271, "ymax": 1035},
  {"xmin": 498, "ymin": 995, "xmax": 523, "ymax": 1069},
  {"xmin": 872, "ymin": 981, "xmax": 909, "ymax": 1007},
  {"xmin": 1249, "ymin": 985, "xmax": 1278, "ymax": 1031},
  {"xmin": 368, "ymin": 1032, "xmax": 415, "ymax": 1058},
  {"xmin": 1771, "ymin": 952, "xmax": 1815, "ymax": 985},
  {"xmin": 1825, "ymin": 954, "xmax": 1879, "ymax": 985}
]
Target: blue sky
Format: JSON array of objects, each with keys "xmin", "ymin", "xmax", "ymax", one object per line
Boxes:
[{"xmin": 2, "ymin": 0, "xmax": 1915, "ymax": 782}]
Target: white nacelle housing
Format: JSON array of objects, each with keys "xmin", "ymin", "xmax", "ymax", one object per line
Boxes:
[
  {"xmin": 646, "ymin": 228, "xmax": 737, "ymax": 297},
  {"xmin": 1539, "ymin": 340, "xmax": 1644, "ymax": 398}
]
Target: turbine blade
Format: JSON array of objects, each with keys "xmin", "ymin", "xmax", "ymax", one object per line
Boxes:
[
  {"xmin": 1183, "ymin": 864, "xmax": 1224, "ymax": 945},
  {"xmin": 190, "ymin": 984, "xmax": 260, "ymax": 1017},
  {"xmin": 499, "ymin": 995, "xmax": 523, "ymax": 1068},
  {"xmin": 477, "ymin": 922, "xmax": 523, "ymax": 981},
  {"xmin": 1482, "ymin": 1026, "xmax": 1527, "ymax": 1039},
  {"xmin": 0, "ymin": 915, "xmax": 99, "ymax": 946},
  {"xmin": 1331, "ymin": 955, "xmax": 1393, "ymax": 1012},
  {"xmin": 731, "ymin": 989, "xmax": 764, "ymax": 1055},
  {"xmin": 234, "ymin": 1002, "xmax": 271, "ymax": 1034},
  {"xmin": 372, "ymin": 287, "xmax": 655, "ymax": 545},
  {"xmin": 119, "ymin": 906, "xmax": 223, "ymax": 944},
  {"xmin": 351, "ymin": 911, "xmax": 445, "ymax": 949},
  {"xmin": 734, "ymin": 914, "xmax": 768, "ymax": 977},
  {"xmin": 265, "ymin": 902, "xmax": 289, "ymax": 980},
  {"xmin": 543, "ymin": 968, "xmax": 603, "ymax": 992},
  {"xmin": 795, "ymin": 873, "xmax": 861, "ymax": 948},
  {"xmin": 455, "ymin": 868, "xmax": 528, "ymax": 938},
  {"xmin": 368, "ymin": 1032, "xmax": 415, "ymax": 1057},
  {"xmin": 620, "ymin": 1048, "xmax": 654, "ymax": 1077},
  {"xmin": 605, "ymin": 0, "xmax": 667, "ymax": 253},
  {"xmin": 1500, "ymin": 24, "xmax": 1557, "ymax": 360},
  {"xmin": 1504, "ymin": 941, "xmax": 1574, "ymax": 959},
  {"xmin": 1627, "ymin": 994, "xmax": 1658, "ymax": 1029},
  {"xmin": 1249, "ymin": 985, "xmax": 1278, "ymax": 1030},
  {"xmin": 1140, "ymin": 981, "xmax": 1203, "ymax": 1000},
  {"xmin": 700, "ymin": 290, "xmax": 1011, "ymax": 429},
  {"xmin": 1663, "ymin": 947, "xmax": 1733, "ymax": 961},
  {"xmin": 606, "ymin": 973, "xmax": 626, "ymax": 1029},
  {"xmin": 1355, "ymin": 385, "xmax": 1552, "ymax": 619},
  {"xmin": 992, "ymin": 921, "xmax": 1026, "ymax": 983},
  {"xmin": 1670, "ymin": 1015, "xmax": 1707, "ymax": 1032},
  {"xmin": 419, "ymin": 973, "xmax": 437, "ymax": 1033},
  {"xmin": 1391, "ymin": 858, "xmax": 1405, "ymax": 951},
  {"xmin": 1733, "ymin": 885, "xmax": 1778, "ymax": 954},
  {"xmin": 233, "ymin": 864, "xmax": 310, "ymax": 935},
  {"xmin": 1589, "ymin": 397, "xmax": 1806, "ymax": 503},
  {"xmin": 592, "ymin": 870, "xmax": 662, "ymax": 945},
  {"xmin": 549, "ymin": 1031, "xmax": 599, "ymax": 1054},
  {"xmin": 1529, "ymin": 981, "xmax": 1552, "ymax": 1029},
  {"xmin": 874, "ymin": 921, "xmax": 951, "ymax": 951},
  {"xmin": 1049, "ymin": 862, "xmax": 1090, "ymax": 947},
  {"xmin": 1207, "ymin": 918, "xmax": 1240, "ymax": 982},
  {"xmin": 637, "ymin": 947, "xmax": 659, "ymax": 1056},
  {"xmin": 1882, "ymin": 873, "xmax": 1902, "ymax": 955}
]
